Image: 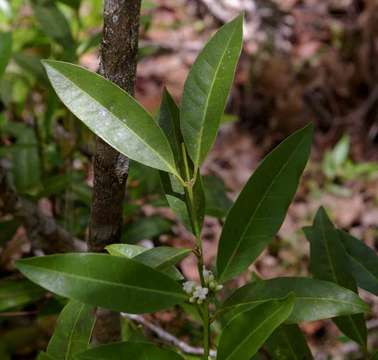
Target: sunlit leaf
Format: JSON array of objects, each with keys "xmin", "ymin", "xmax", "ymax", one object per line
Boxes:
[
  {"xmin": 181, "ymin": 14, "xmax": 243, "ymax": 167},
  {"xmin": 43, "ymin": 60, "xmax": 179, "ymax": 175}
]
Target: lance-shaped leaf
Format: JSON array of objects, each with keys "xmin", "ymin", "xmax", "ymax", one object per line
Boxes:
[
  {"xmin": 0, "ymin": 32, "xmax": 12, "ymax": 78},
  {"xmin": 221, "ymin": 277, "xmax": 369, "ymax": 323},
  {"xmin": 265, "ymin": 324, "xmax": 313, "ymax": 360},
  {"xmin": 303, "ymin": 208, "xmax": 367, "ymax": 348},
  {"xmin": 46, "ymin": 300, "xmax": 94, "ymax": 360},
  {"xmin": 158, "ymin": 89, "xmax": 205, "ymax": 233},
  {"xmin": 180, "ymin": 14, "xmax": 243, "ymax": 167},
  {"xmin": 43, "ymin": 60, "xmax": 179, "ymax": 175},
  {"xmin": 76, "ymin": 341, "xmax": 185, "ymax": 360},
  {"xmin": 106, "ymin": 244, "xmax": 190, "ymax": 280},
  {"xmin": 0, "ymin": 278, "xmax": 45, "ymax": 312},
  {"xmin": 338, "ymin": 230, "xmax": 378, "ymax": 296},
  {"xmin": 16, "ymin": 253, "xmax": 186, "ymax": 314},
  {"xmin": 217, "ymin": 295, "xmax": 295, "ymax": 360},
  {"xmin": 217, "ymin": 124, "xmax": 313, "ymax": 282}
]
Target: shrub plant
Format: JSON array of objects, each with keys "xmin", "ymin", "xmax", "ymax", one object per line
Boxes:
[{"xmin": 15, "ymin": 15, "xmax": 377, "ymax": 359}]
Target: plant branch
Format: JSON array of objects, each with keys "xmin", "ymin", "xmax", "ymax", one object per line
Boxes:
[
  {"xmin": 0, "ymin": 161, "xmax": 86, "ymax": 253},
  {"xmin": 122, "ymin": 313, "xmax": 217, "ymax": 358}
]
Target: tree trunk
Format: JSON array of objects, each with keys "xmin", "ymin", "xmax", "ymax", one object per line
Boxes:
[{"xmin": 89, "ymin": 0, "xmax": 142, "ymax": 343}]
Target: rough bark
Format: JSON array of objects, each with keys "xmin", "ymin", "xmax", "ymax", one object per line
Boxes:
[
  {"xmin": 89, "ymin": 0, "xmax": 142, "ymax": 344},
  {"xmin": 0, "ymin": 163, "xmax": 86, "ymax": 253},
  {"xmin": 88, "ymin": 0, "xmax": 141, "ymax": 252}
]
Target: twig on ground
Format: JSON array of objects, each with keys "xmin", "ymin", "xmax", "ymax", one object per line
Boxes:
[{"xmin": 122, "ymin": 313, "xmax": 217, "ymax": 357}]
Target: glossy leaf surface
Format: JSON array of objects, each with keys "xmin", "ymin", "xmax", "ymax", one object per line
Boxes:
[
  {"xmin": 0, "ymin": 279, "xmax": 45, "ymax": 311},
  {"xmin": 339, "ymin": 230, "xmax": 378, "ymax": 295},
  {"xmin": 217, "ymin": 124, "xmax": 313, "ymax": 282},
  {"xmin": 304, "ymin": 207, "xmax": 367, "ymax": 347},
  {"xmin": 43, "ymin": 60, "xmax": 178, "ymax": 175},
  {"xmin": 221, "ymin": 277, "xmax": 369, "ymax": 323},
  {"xmin": 180, "ymin": 15, "xmax": 243, "ymax": 167},
  {"xmin": 106, "ymin": 244, "xmax": 187, "ymax": 280},
  {"xmin": 217, "ymin": 295, "xmax": 295, "ymax": 360},
  {"xmin": 76, "ymin": 341, "xmax": 185, "ymax": 360},
  {"xmin": 265, "ymin": 324, "xmax": 313, "ymax": 359},
  {"xmin": 0, "ymin": 31, "xmax": 12, "ymax": 78},
  {"xmin": 16, "ymin": 253, "xmax": 186, "ymax": 313},
  {"xmin": 46, "ymin": 300, "xmax": 94, "ymax": 360}
]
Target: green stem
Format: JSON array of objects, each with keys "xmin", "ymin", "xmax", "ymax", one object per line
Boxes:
[
  {"xmin": 181, "ymin": 143, "xmax": 210, "ymax": 358},
  {"xmin": 202, "ymin": 303, "xmax": 210, "ymax": 359}
]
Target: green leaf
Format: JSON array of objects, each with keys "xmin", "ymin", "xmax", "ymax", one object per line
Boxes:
[
  {"xmin": 43, "ymin": 60, "xmax": 179, "ymax": 175},
  {"xmin": 265, "ymin": 324, "xmax": 313, "ymax": 360},
  {"xmin": 338, "ymin": 230, "xmax": 378, "ymax": 295},
  {"xmin": 133, "ymin": 246, "xmax": 191, "ymax": 271},
  {"xmin": 181, "ymin": 14, "xmax": 243, "ymax": 167},
  {"xmin": 106, "ymin": 244, "xmax": 147, "ymax": 258},
  {"xmin": 158, "ymin": 89, "xmax": 184, "ymax": 171},
  {"xmin": 221, "ymin": 277, "xmax": 369, "ymax": 323},
  {"xmin": 16, "ymin": 253, "xmax": 186, "ymax": 313},
  {"xmin": 217, "ymin": 124, "xmax": 313, "ymax": 282},
  {"xmin": 158, "ymin": 89, "xmax": 205, "ymax": 233},
  {"xmin": 46, "ymin": 300, "xmax": 94, "ymax": 360},
  {"xmin": 75, "ymin": 341, "xmax": 185, "ymax": 359},
  {"xmin": 217, "ymin": 295, "xmax": 295, "ymax": 360},
  {"xmin": 303, "ymin": 207, "xmax": 367, "ymax": 348},
  {"xmin": 31, "ymin": 0, "xmax": 75, "ymax": 51},
  {"xmin": 0, "ymin": 31, "xmax": 12, "ymax": 78},
  {"xmin": 203, "ymin": 175, "xmax": 232, "ymax": 219},
  {"xmin": 106, "ymin": 244, "xmax": 190, "ymax": 280},
  {"xmin": 0, "ymin": 278, "xmax": 45, "ymax": 312}
]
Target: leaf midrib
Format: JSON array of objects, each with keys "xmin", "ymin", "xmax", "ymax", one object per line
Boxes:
[
  {"xmin": 20, "ymin": 263, "xmax": 186, "ymax": 299},
  {"xmin": 192, "ymin": 22, "xmax": 239, "ymax": 166},
  {"xmin": 224, "ymin": 304, "xmax": 289, "ymax": 360},
  {"xmin": 65, "ymin": 303, "xmax": 85, "ymax": 360},
  {"xmin": 220, "ymin": 134, "xmax": 308, "ymax": 280},
  {"xmin": 225, "ymin": 296, "xmax": 366, "ymax": 312},
  {"xmin": 48, "ymin": 64, "xmax": 177, "ymax": 175}
]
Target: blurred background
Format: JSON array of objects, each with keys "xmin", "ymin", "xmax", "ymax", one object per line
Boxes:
[{"xmin": 0, "ymin": 0, "xmax": 377, "ymax": 358}]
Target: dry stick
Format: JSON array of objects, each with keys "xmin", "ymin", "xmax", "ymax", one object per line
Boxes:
[
  {"xmin": 89, "ymin": 0, "xmax": 142, "ymax": 344},
  {"xmin": 0, "ymin": 162, "xmax": 86, "ymax": 253},
  {"xmin": 122, "ymin": 313, "xmax": 217, "ymax": 358}
]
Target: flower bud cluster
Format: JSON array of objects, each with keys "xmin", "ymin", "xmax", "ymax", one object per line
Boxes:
[
  {"xmin": 202, "ymin": 267, "xmax": 223, "ymax": 292},
  {"xmin": 182, "ymin": 267, "xmax": 223, "ymax": 304}
]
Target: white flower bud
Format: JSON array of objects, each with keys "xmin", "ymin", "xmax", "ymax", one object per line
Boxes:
[{"xmin": 183, "ymin": 281, "xmax": 196, "ymax": 294}]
